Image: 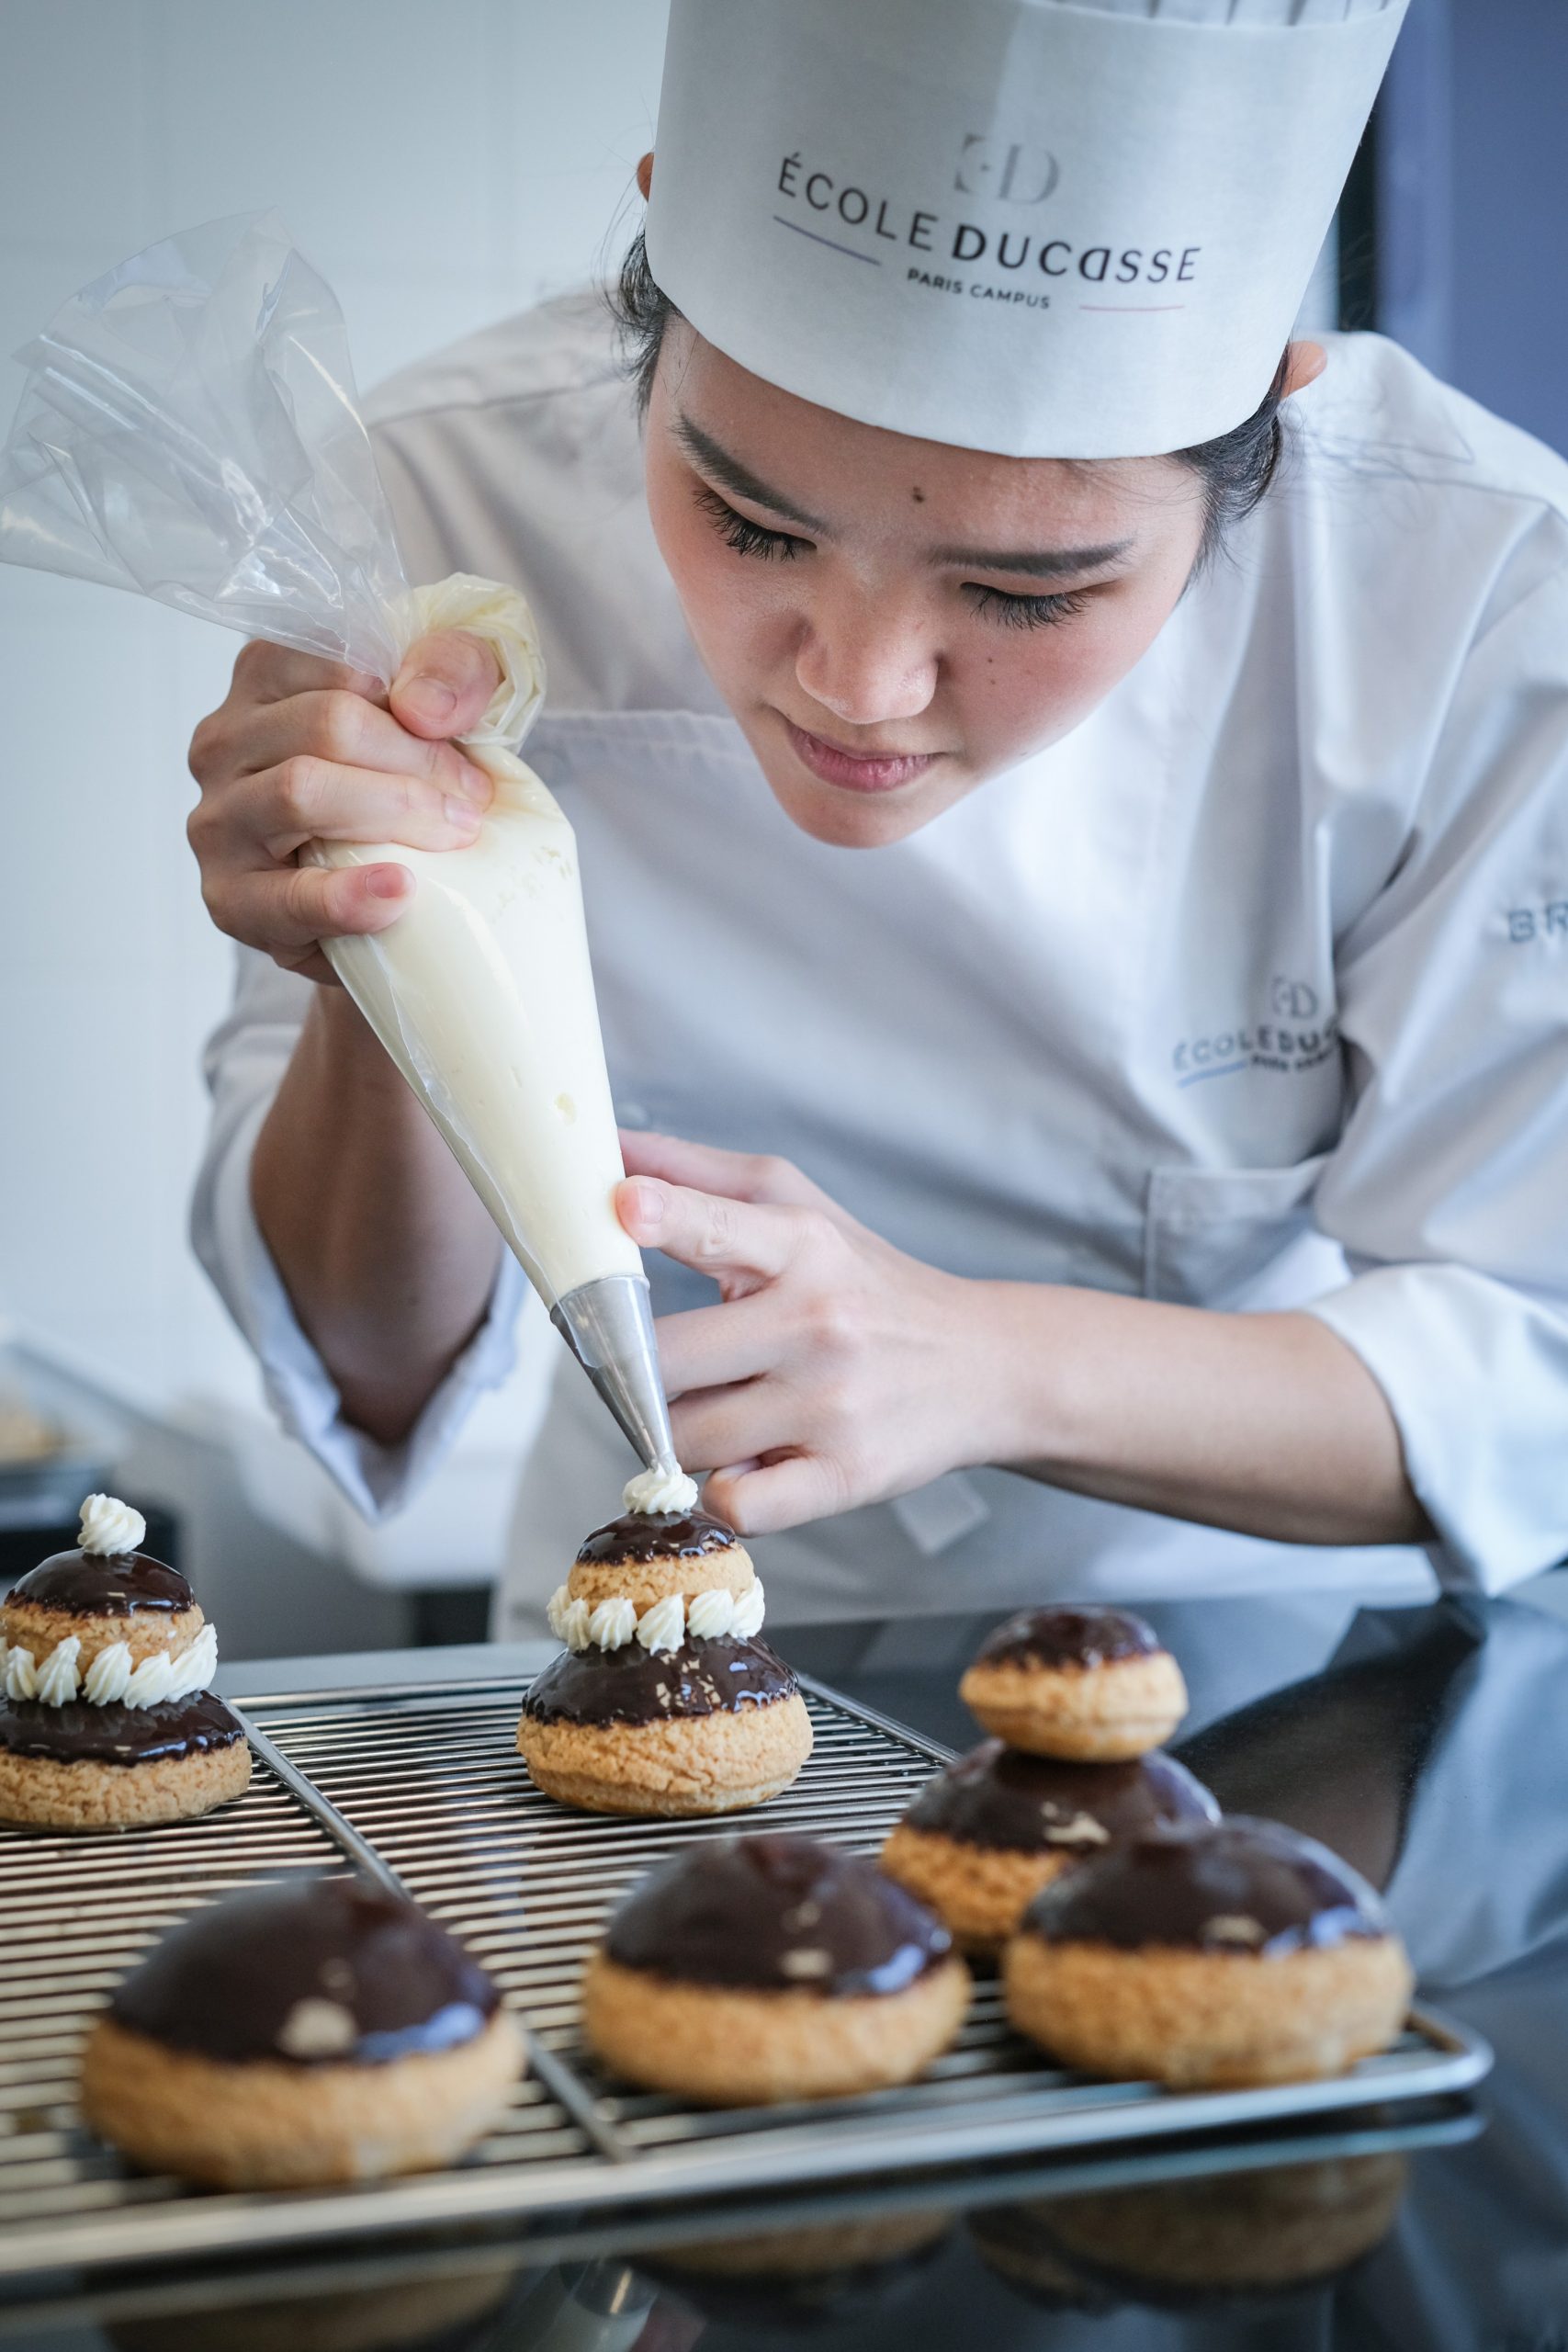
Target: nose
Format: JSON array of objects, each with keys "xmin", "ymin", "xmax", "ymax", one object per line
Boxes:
[{"xmin": 793, "ymin": 578, "xmax": 937, "ymax": 729}]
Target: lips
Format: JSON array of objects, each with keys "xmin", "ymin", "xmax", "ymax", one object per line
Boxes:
[{"xmin": 782, "ymin": 718, "xmax": 940, "ymax": 795}]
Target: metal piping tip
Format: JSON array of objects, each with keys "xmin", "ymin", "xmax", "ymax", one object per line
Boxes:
[{"xmin": 550, "ymin": 1272, "xmax": 676, "ymax": 1476}]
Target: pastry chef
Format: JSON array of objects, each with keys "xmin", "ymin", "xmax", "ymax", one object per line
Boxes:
[{"xmin": 187, "ymin": 0, "xmax": 1568, "ymax": 1640}]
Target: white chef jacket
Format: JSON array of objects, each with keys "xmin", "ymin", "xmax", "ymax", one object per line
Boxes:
[{"xmin": 191, "ymin": 290, "xmax": 1568, "ymax": 1635}]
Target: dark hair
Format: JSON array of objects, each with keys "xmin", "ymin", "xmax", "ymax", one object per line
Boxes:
[{"xmin": 611, "ymin": 229, "xmax": 1287, "ymax": 568}]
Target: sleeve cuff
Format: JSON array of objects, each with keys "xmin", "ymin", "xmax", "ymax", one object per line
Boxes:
[
  {"xmin": 1304, "ymin": 1262, "xmax": 1568, "ymax": 1596},
  {"xmin": 193, "ymin": 1090, "xmax": 528, "ymax": 1521}
]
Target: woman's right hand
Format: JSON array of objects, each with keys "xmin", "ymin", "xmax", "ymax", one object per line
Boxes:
[{"xmin": 186, "ymin": 629, "xmax": 502, "ymax": 984}]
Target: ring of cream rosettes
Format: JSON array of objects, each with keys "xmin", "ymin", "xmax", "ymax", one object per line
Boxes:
[
  {"xmin": 545, "ymin": 1580, "xmax": 766, "ymax": 1657},
  {"xmin": 1, "ymin": 1623, "xmax": 220, "ymax": 1710}
]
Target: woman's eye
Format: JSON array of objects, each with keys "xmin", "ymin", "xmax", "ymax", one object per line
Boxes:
[
  {"xmin": 691, "ymin": 484, "xmax": 804, "ymax": 561},
  {"xmin": 966, "ymin": 584, "xmax": 1090, "ymax": 630},
  {"xmin": 695, "ymin": 484, "xmax": 806, "ymax": 562}
]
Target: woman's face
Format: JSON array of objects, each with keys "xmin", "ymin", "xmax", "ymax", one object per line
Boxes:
[{"xmin": 643, "ymin": 319, "xmax": 1209, "ymax": 847}]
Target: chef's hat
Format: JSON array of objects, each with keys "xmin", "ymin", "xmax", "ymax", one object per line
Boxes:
[{"xmin": 645, "ymin": 0, "xmax": 1407, "ymax": 459}]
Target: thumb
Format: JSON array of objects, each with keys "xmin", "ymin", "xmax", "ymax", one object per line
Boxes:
[{"xmin": 389, "ymin": 628, "xmax": 502, "ymax": 739}]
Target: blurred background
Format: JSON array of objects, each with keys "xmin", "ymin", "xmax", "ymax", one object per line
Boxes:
[{"xmin": 0, "ymin": 0, "xmax": 1562, "ymax": 1660}]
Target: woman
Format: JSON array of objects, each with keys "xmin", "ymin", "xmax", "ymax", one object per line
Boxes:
[{"xmin": 189, "ymin": 0, "xmax": 1568, "ymax": 1638}]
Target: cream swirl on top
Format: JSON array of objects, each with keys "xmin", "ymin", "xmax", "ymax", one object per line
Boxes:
[
  {"xmin": 622, "ymin": 1464, "xmax": 701, "ymax": 1516},
  {"xmin": 547, "ymin": 1580, "xmax": 765, "ymax": 1653},
  {"xmin": 77, "ymin": 1493, "xmax": 148, "ymax": 1557}
]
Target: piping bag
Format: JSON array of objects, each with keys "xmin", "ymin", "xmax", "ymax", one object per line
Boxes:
[{"xmin": 0, "ymin": 212, "xmax": 679, "ymax": 1480}]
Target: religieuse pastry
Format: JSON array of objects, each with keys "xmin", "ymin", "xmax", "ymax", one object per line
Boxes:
[
  {"xmin": 1004, "ymin": 1816, "xmax": 1414, "ymax": 2088},
  {"xmin": 959, "ymin": 1605, "xmax": 1188, "ymax": 1760},
  {"xmin": 0, "ymin": 1495, "xmax": 249, "ymax": 1830},
  {"xmin": 516, "ymin": 1467, "xmax": 812, "ymax": 1816},
  {"xmin": 883, "ymin": 1740, "xmax": 1218, "ymax": 1959},
  {"xmin": 582, "ymin": 1833, "xmax": 970, "ymax": 2105},
  {"xmin": 80, "ymin": 1874, "xmax": 525, "ymax": 2188},
  {"xmin": 884, "ymin": 1606, "xmax": 1215, "ymax": 1955}
]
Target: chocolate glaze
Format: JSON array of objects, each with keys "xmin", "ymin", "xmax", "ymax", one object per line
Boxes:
[
  {"xmin": 109, "ymin": 1874, "xmax": 500, "ymax": 2066},
  {"xmin": 0, "ymin": 1690, "xmax": 241, "ymax": 1767},
  {"xmin": 523, "ymin": 1634, "xmax": 795, "ymax": 1727},
  {"xmin": 904, "ymin": 1740, "xmax": 1217, "ymax": 1856},
  {"xmin": 605, "ymin": 1834, "xmax": 951, "ymax": 1997},
  {"xmin": 6, "ymin": 1547, "xmax": 192, "ymax": 1617},
  {"xmin": 1022, "ymin": 1816, "xmax": 1392, "ymax": 1956},
  {"xmin": 972, "ymin": 1605, "xmax": 1162, "ymax": 1675},
  {"xmin": 576, "ymin": 1510, "xmax": 737, "ymax": 1566}
]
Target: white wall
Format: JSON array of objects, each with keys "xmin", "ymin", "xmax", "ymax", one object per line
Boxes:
[{"xmin": 0, "ymin": 3, "xmax": 669, "ymax": 1602}]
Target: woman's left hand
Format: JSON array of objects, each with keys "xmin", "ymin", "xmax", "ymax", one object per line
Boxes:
[{"xmin": 615, "ymin": 1133, "xmax": 1001, "ymax": 1534}]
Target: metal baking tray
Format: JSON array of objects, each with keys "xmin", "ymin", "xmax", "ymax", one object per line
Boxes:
[{"xmin": 0, "ymin": 1668, "xmax": 1491, "ymax": 2282}]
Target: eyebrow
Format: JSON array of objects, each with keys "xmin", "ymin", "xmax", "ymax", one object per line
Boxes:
[
  {"xmin": 674, "ymin": 414, "xmax": 828, "ymax": 533},
  {"xmin": 675, "ymin": 413, "xmax": 1135, "ymax": 579},
  {"xmin": 926, "ymin": 537, "xmax": 1134, "ymax": 579}
]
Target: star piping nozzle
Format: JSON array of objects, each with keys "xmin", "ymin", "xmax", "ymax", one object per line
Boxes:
[{"xmin": 550, "ymin": 1272, "xmax": 678, "ymax": 1476}]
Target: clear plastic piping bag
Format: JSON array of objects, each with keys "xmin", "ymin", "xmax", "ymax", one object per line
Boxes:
[{"xmin": 0, "ymin": 212, "xmax": 643, "ymax": 1315}]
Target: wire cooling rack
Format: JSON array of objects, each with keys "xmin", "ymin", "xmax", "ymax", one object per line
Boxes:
[{"xmin": 0, "ymin": 1668, "xmax": 1490, "ymax": 2280}]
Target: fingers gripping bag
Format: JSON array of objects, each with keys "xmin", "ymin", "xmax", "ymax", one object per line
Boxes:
[{"xmin": 0, "ymin": 211, "xmax": 677, "ymax": 1473}]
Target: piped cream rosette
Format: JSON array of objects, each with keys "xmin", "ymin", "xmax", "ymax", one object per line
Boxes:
[
  {"xmin": 546, "ymin": 1579, "xmax": 767, "ymax": 1657},
  {"xmin": 0, "ymin": 1497, "xmax": 220, "ymax": 1709},
  {"xmin": 546, "ymin": 1468, "xmax": 766, "ymax": 1657}
]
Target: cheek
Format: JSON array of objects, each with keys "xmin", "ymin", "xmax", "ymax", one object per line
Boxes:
[
  {"xmin": 958, "ymin": 576, "xmax": 1189, "ymax": 760},
  {"xmin": 646, "ymin": 482, "xmax": 790, "ymax": 695},
  {"xmin": 957, "ymin": 615, "xmax": 1128, "ymax": 755}
]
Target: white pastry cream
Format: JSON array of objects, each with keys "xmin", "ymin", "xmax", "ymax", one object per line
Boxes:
[
  {"xmin": 545, "ymin": 1579, "xmax": 766, "ymax": 1653},
  {"xmin": 34, "ymin": 1636, "xmax": 82, "ymax": 1706},
  {"xmin": 622, "ymin": 1465, "xmax": 701, "ymax": 1516},
  {"xmin": 78, "ymin": 1493, "xmax": 147, "ymax": 1556},
  {"xmin": 634, "ymin": 1595, "xmax": 686, "ymax": 1654},
  {"xmin": 587, "ymin": 1596, "xmax": 637, "ymax": 1652},
  {"xmin": 308, "ymin": 579, "xmax": 642, "ymax": 1310},
  {"xmin": 3, "ymin": 1644, "xmax": 37, "ymax": 1701},
  {"xmin": 1, "ymin": 1620, "xmax": 219, "ymax": 1709},
  {"xmin": 685, "ymin": 1588, "xmax": 737, "ymax": 1641}
]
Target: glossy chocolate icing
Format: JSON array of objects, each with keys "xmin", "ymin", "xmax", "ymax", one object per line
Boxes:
[
  {"xmin": 523, "ymin": 1634, "xmax": 795, "ymax": 1726},
  {"xmin": 0, "ymin": 1690, "xmax": 241, "ymax": 1767},
  {"xmin": 972, "ymin": 1605, "xmax": 1161, "ymax": 1675},
  {"xmin": 605, "ymin": 1833, "xmax": 951, "ymax": 1997},
  {"xmin": 1022, "ymin": 1816, "xmax": 1391, "ymax": 1956},
  {"xmin": 576, "ymin": 1510, "xmax": 737, "ymax": 1566},
  {"xmin": 6, "ymin": 1547, "xmax": 192, "ymax": 1617},
  {"xmin": 904, "ymin": 1740, "xmax": 1217, "ymax": 1855},
  {"xmin": 109, "ymin": 1874, "xmax": 500, "ymax": 2065}
]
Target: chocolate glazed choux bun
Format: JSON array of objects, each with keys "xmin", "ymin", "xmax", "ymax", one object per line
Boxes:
[
  {"xmin": 959, "ymin": 1605, "xmax": 1187, "ymax": 1761},
  {"xmin": 882, "ymin": 1740, "xmax": 1218, "ymax": 1956},
  {"xmin": 80, "ymin": 1875, "xmax": 525, "ymax": 2188},
  {"xmin": 1004, "ymin": 1816, "xmax": 1414, "ymax": 2088},
  {"xmin": 0, "ymin": 1494, "xmax": 250, "ymax": 1830},
  {"xmin": 582, "ymin": 1833, "xmax": 971, "ymax": 2105},
  {"xmin": 517, "ymin": 1473, "xmax": 811, "ymax": 1816}
]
